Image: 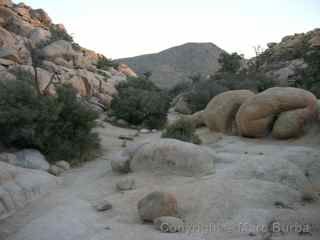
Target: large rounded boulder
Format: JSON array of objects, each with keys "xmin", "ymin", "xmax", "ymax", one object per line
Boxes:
[
  {"xmin": 203, "ymin": 90, "xmax": 255, "ymax": 134},
  {"xmin": 130, "ymin": 139, "xmax": 215, "ymax": 177},
  {"xmin": 236, "ymin": 87, "xmax": 317, "ymax": 138},
  {"xmin": 271, "ymin": 109, "xmax": 306, "ymax": 139}
]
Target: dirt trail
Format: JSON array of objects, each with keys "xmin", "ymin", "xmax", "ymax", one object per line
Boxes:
[{"xmin": 0, "ymin": 123, "xmax": 319, "ymax": 240}]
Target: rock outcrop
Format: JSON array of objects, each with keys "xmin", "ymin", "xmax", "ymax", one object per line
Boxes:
[
  {"xmin": 0, "ymin": 0, "xmax": 136, "ymax": 109},
  {"xmin": 236, "ymin": 87, "xmax": 317, "ymax": 138},
  {"xmin": 0, "ymin": 161, "xmax": 58, "ymax": 220},
  {"xmin": 254, "ymin": 28, "xmax": 320, "ymax": 86}
]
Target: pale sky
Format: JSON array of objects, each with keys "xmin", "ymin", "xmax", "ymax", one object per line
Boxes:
[{"xmin": 22, "ymin": 0, "xmax": 320, "ymax": 59}]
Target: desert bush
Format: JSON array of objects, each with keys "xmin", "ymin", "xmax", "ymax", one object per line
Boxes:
[
  {"xmin": 96, "ymin": 56, "xmax": 119, "ymax": 70},
  {"xmin": 0, "ymin": 75, "xmax": 100, "ymax": 164},
  {"xmin": 169, "ymin": 80, "xmax": 192, "ymax": 97},
  {"xmin": 117, "ymin": 76, "xmax": 159, "ymax": 91},
  {"xmin": 218, "ymin": 52, "xmax": 242, "ymax": 73},
  {"xmin": 162, "ymin": 118, "xmax": 201, "ymax": 144},
  {"xmin": 111, "ymin": 77, "xmax": 170, "ymax": 129}
]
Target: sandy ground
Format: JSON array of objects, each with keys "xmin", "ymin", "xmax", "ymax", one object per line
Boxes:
[{"xmin": 0, "ymin": 122, "xmax": 319, "ymax": 240}]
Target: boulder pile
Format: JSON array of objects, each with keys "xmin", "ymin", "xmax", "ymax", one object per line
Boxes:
[{"xmin": 198, "ymin": 87, "xmax": 318, "ymax": 139}]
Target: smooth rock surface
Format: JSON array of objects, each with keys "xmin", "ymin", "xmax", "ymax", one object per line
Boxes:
[
  {"xmin": 203, "ymin": 90, "xmax": 255, "ymax": 134},
  {"xmin": 0, "ymin": 162, "xmax": 58, "ymax": 220},
  {"xmin": 15, "ymin": 149, "xmax": 50, "ymax": 171},
  {"xmin": 236, "ymin": 87, "xmax": 317, "ymax": 138}
]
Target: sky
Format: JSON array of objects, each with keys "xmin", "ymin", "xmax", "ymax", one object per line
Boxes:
[{"xmin": 22, "ymin": 0, "xmax": 320, "ymax": 59}]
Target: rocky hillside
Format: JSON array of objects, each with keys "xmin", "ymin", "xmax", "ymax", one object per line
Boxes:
[
  {"xmin": 0, "ymin": 0, "xmax": 136, "ymax": 109},
  {"xmin": 117, "ymin": 42, "xmax": 224, "ymax": 89},
  {"xmin": 253, "ymin": 28, "xmax": 320, "ymax": 86}
]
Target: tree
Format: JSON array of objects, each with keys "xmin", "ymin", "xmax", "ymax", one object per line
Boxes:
[
  {"xmin": 218, "ymin": 52, "xmax": 242, "ymax": 74},
  {"xmin": 111, "ymin": 77, "xmax": 170, "ymax": 129}
]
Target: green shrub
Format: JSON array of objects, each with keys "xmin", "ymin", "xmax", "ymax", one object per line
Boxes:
[
  {"xmin": 0, "ymin": 76, "xmax": 100, "ymax": 164},
  {"xmin": 169, "ymin": 81, "xmax": 192, "ymax": 98},
  {"xmin": 162, "ymin": 118, "xmax": 201, "ymax": 144},
  {"xmin": 111, "ymin": 77, "xmax": 170, "ymax": 129},
  {"xmin": 218, "ymin": 52, "xmax": 242, "ymax": 74},
  {"xmin": 117, "ymin": 76, "xmax": 159, "ymax": 91},
  {"xmin": 96, "ymin": 56, "xmax": 119, "ymax": 70}
]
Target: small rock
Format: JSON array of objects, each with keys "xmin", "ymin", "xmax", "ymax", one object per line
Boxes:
[
  {"xmin": 116, "ymin": 178, "xmax": 135, "ymax": 191},
  {"xmin": 139, "ymin": 129, "xmax": 150, "ymax": 134},
  {"xmin": 48, "ymin": 165, "xmax": 64, "ymax": 176},
  {"xmin": 94, "ymin": 200, "xmax": 112, "ymax": 212},
  {"xmin": 118, "ymin": 135, "xmax": 134, "ymax": 141},
  {"xmin": 274, "ymin": 201, "xmax": 293, "ymax": 209},
  {"xmin": 110, "ymin": 153, "xmax": 131, "ymax": 173},
  {"xmin": 121, "ymin": 140, "xmax": 127, "ymax": 148},
  {"xmin": 154, "ymin": 216, "xmax": 184, "ymax": 233},
  {"xmin": 137, "ymin": 191, "xmax": 178, "ymax": 222},
  {"xmin": 302, "ymin": 185, "xmax": 319, "ymax": 202},
  {"xmin": 55, "ymin": 161, "xmax": 70, "ymax": 171},
  {"xmin": 134, "ymin": 131, "xmax": 140, "ymax": 137},
  {"xmin": 116, "ymin": 119, "xmax": 129, "ymax": 128},
  {"xmin": 108, "ymin": 116, "xmax": 117, "ymax": 122}
]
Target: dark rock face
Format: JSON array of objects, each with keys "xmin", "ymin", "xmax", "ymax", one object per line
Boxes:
[{"xmin": 117, "ymin": 42, "xmax": 224, "ymax": 89}]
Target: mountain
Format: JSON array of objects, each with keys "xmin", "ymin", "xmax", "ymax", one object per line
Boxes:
[{"xmin": 117, "ymin": 42, "xmax": 225, "ymax": 89}]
